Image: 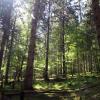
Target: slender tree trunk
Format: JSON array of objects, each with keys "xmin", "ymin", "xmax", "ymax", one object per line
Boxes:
[
  {"xmin": 89, "ymin": 51, "xmax": 92, "ymax": 73},
  {"xmin": 83, "ymin": 53, "xmax": 86, "ymax": 74},
  {"xmin": 20, "ymin": 57, "xmax": 24, "ymax": 80},
  {"xmin": 78, "ymin": 0, "xmax": 82, "ymax": 22},
  {"xmin": 59, "ymin": 5, "xmax": 66, "ymax": 78},
  {"xmin": 62, "ymin": 16, "xmax": 66, "ymax": 78},
  {"xmin": 44, "ymin": 0, "xmax": 50, "ymax": 81},
  {"xmin": 77, "ymin": 48, "xmax": 80, "ymax": 75}
]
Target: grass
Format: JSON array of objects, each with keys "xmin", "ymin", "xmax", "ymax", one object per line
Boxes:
[
  {"xmin": 0, "ymin": 73, "xmax": 100, "ymax": 100},
  {"xmin": 2, "ymin": 73, "xmax": 99, "ymax": 91},
  {"xmin": 33, "ymin": 74, "xmax": 99, "ymax": 91}
]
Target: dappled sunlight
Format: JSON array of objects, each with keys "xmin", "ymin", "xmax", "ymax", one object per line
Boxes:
[{"xmin": 0, "ymin": 0, "xmax": 100, "ymax": 100}]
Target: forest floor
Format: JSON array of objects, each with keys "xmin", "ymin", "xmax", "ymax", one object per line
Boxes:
[{"xmin": 0, "ymin": 73, "xmax": 100, "ymax": 100}]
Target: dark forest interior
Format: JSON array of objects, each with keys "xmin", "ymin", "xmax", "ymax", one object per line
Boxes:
[{"xmin": 0, "ymin": 0, "xmax": 100, "ymax": 100}]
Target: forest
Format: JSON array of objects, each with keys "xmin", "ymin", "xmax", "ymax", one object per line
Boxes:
[{"xmin": 0, "ymin": 0, "xmax": 100, "ymax": 100}]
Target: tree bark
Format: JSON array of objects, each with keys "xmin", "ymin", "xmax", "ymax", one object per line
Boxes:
[
  {"xmin": 24, "ymin": 0, "xmax": 40, "ymax": 90},
  {"xmin": 44, "ymin": 0, "xmax": 50, "ymax": 81},
  {"xmin": 0, "ymin": 0, "xmax": 13, "ymax": 71},
  {"xmin": 62, "ymin": 17, "xmax": 66, "ymax": 78},
  {"xmin": 92, "ymin": 0, "xmax": 100, "ymax": 46},
  {"xmin": 5, "ymin": 20, "xmax": 16, "ymax": 84}
]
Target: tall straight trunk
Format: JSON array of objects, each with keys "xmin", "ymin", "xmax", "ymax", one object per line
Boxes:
[
  {"xmin": 95, "ymin": 48, "xmax": 98, "ymax": 73},
  {"xmin": 44, "ymin": 0, "xmax": 50, "ymax": 81},
  {"xmin": 5, "ymin": 20, "xmax": 16, "ymax": 84},
  {"xmin": 59, "ymin": 2, "xmax": 66, "ymax": 78},
  {"xmin": 78, "ymin": 0, "xmax": 82, "ymax": 22},
  {"xmin": 62, "ymin": 17, "xmax": 66, "ymax": 78},
  {"xmin": 24, "ymin": 0, "xmax": 40, "ymax": 90},
  {"xmin": 92, "ymin": 0, "xmax": 100, "ymax": 46},
  {"xmin": 89, "ymin": 50, "xmax": 92, "ymax": 73},
  {"xmin": 20, "ymin": 57, "xmax": 24, "ymax": 80},
  {"xmin": 59, "ymin": 17, "xmax": 66, "ymax": 78},
  {"xmin": 0, "ymin": 0, "xmax": 13, "ymax": 71},
  {"xmin": 83, "ymin": 53, "xmax": 86, "ymax": 74},
  {"xmin": 85, "ymin": 52, "xmax": 88, "ymax": 73},
  {"xmin": 77, "ymin": 48, "xmax": 80, "ymax": 75}
]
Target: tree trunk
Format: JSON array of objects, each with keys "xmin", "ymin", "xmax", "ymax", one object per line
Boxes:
[
  {"xmin": 62, "ymin": 17, "xmax": 66, "ymax": 78},
  {"xmin": 5, "ymin": 20, "xmax": 16, "ymax": 84},
  {"xmin": 92, "ymin": 0, "xmax": 100, "ymax": 46},
  {"xmin": 0, "ymin": 0, "xmax": 13, "ymax": 71},
  {"xmin": 24, "ymin": 0, "xmax": 40, "ymax": 90},
  {"xmin": 59, "ymin": 7, "xmax": 66, "ymax": 78},
  {"xmin": 78, "ymin": 0, "xmax": 82, "ymax": 22},
  {"xmin": 44, "ymin": 0, "xmax": 50, "ymax": 81}
]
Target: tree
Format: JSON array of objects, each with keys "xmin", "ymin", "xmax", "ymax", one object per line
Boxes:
[
  {"xmin": 0, "ymin": 0, "xmax": 13, "ymax": 71},
  {"xmin": 24, "ymin": 0, "xmax": 41, "ymax": 90},
  {"xmin": 92, "ymin": 0, "xmax": 100, "ymax": 46},
  {"xmin": 5, "ymin": 19, "xmax": 16, "ymax": 84},
  {"xmin": 44, "ymin": 0, "xmax": 51, "ymax": 81}
]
